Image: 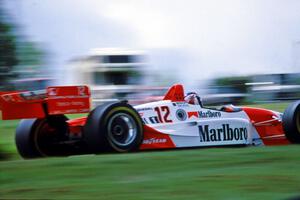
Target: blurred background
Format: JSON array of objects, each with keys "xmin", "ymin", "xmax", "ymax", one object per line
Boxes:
[{"xmin": 1, "ymin": 0, "xmax": 300, "ymax": 106}]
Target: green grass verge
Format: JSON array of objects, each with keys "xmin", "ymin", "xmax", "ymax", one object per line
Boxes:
[
  {"xmin": 0, "ymin": 119, "xmax": 20, "ymax": 160},
  {"xmin": 1, "ymin": 146, "xmax": 300, "ymax": 199}
]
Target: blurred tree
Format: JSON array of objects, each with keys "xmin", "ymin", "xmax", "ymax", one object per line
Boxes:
[
  {"xmin": 215, "ymin": 76, "xmax": 250, "ymax": 93},
  {"xmin": 0, "ymin": 1, "xmax": 46, "ymax": 90},
  {"xmin": 14, "ymin": 40, "xmax": 46, "ymax": 78},
  {"xmin": 0, "ymin": 5, "xmax": 18, "ymax": 90}
]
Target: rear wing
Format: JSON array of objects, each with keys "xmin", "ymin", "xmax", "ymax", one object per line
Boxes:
[{"xmin": 0, "ymin": 86, "xmax": 91, "ymax": 120}]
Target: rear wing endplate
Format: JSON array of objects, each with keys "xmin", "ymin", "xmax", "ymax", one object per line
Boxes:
[
  {"xmin": 46, "ymin": 86, "xmax": 90, "ymax": 115},
  {"xmin": 0, "ymin": 85, "xmax": 91, "ymax": 120}
]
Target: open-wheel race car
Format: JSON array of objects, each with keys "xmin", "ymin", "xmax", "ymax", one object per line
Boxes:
[{"xmin": 1, "ymin": 84, "xmax": 300, "ymax": 159}]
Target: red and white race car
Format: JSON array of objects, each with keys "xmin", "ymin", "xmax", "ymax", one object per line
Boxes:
[{"xmin": 0, "ymin": 84, "xmax": 299, "ymax": 158}]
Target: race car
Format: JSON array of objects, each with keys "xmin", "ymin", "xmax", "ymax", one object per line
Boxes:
[{"xmin": 0, "ymin": 84, "xmax": 300, "ymax": 159}]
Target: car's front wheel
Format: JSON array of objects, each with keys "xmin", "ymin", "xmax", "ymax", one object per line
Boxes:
[{"xmin": 83, "ymin": 102, "xmax": 143, "ymax": 153}]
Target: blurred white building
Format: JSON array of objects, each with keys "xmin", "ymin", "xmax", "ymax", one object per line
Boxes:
[{"xmin": 64, "ymin": 48, "xmax": 168, "ymax": 105}]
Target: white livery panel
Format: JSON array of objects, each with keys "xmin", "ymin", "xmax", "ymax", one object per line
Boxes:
[{"xmin": 135, "ymin": 100, "xmax": 261, "ymax": 148}]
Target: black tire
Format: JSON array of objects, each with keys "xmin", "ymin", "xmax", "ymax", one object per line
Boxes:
[
  {"xmin": 83, "ymin": 102, "xmax": 143, "ymax": 153},
  {"xmin": 282, "ymin": 100, "xmax": 300, "ymax": 143},
  {"xmin": 15, "ymin": 115, "xmax": 69, "ymax": 158}
]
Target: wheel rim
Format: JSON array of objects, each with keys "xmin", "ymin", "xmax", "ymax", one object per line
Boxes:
[{"xmin": 107, "ymin": 113, "xmax": 137, "ymax": 147}]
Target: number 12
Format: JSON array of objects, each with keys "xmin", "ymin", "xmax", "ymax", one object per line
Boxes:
[{"xmin": 154, "ymin": 106, "xmax": 173, "ymax": 123}]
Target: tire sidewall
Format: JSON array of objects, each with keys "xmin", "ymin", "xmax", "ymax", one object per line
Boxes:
[
  {"xmin": 283, "ymin": 100, "xmax": 300, "ymax": 143},
  {"xmin": 15, "ymin": 115, "xmax": 68, "ymax": 158},
  {"xmin": 16, "ymin": 119, "xmax": 44, "ymax": 158}
]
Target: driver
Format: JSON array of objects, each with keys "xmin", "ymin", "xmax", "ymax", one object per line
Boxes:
[{"xmin": 184, "ymin": 92, "xmax": 203, "ymax": 106}]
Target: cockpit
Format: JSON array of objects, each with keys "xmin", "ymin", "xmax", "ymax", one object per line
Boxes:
[
  {"xmin": 163, "ymin": 84, "xmax": 242, "ymax": 112},
  {"xmin": 184, "ymin": 92, "xmax": 203, "ymax": 107}
]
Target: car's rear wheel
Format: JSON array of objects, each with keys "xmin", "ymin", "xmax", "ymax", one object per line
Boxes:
[
  {"xmin": 83, "ymin": 102, "xmax": 143, "ymax": 153},
  {"xmin": 15, "ymin": 115, "xmax": 69, "ymax": 158},
  {"xmin": 282, "ymin": 100, "xmax": 300, "ymax": 143}
]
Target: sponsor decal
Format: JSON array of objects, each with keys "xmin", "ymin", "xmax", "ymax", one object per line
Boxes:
[
  {"xmin": 176, "ymin": 109, "xmax": 187, "ymax": 121},
  {"xmin": 142, "ymin": 118, "xmax": 148, "ymax": 124},
  {"xmin": 199, "ymin": 110, "xmax": 221, "ymax": 118},
  {"xmin": 143, "ymin": 138, "xmax": 167, "ymax": 145},
  {"xmin": 149, "ymin": 116, "xmax": 160, "ymax": 124},
  {"xmin": 136, "ymin": 107, "xmax": 153, "ymax": 112},
  {"xmin": 142, "ymin": 116, "xmax": 160, "ymax": 124},
  {"xmin": 188, "ymin": 110, "xmax": 221, "ymax": 119},
  {"xmin": 77, "ymin": 86, "xmax": 87, "ymax": 96},
  {"xmin": 198, "ymin": 124, "xmax": 248, "ymax": 142},
  {"xmin": 174, "ymin": 102, "xmax": 189, "ymax": 107},
  {"xmin": 188, "ymin": 111, "xmax": 199, "ymax": 118},
  {"xmin": 56, "ymin": 101, "xmax": 86, "ymax": 107},
  {"xmin": 20, "ymin": 91, "xmax": 46, "ymax": 101}
]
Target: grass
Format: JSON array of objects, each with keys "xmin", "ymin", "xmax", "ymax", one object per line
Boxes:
[
  {"xmin": 0, "ymin": 119, "xmax": 20, "ymax": 160},
  {"xmin": 1, "ymin": 146, "xmax": 300, "ymax": 199},
  {"xmin": 0, "ymin": 102, "xmax": 299, "ymax": 199}
]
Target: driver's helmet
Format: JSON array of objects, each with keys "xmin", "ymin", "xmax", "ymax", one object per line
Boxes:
[{"xmin": 184, "ymin": 92, "xmax": 202, "ymax": 106}]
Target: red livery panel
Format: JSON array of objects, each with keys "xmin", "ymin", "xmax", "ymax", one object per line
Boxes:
[{"xmin": 140, "ymin": 125, "xmax": 176, "ymax": 149}]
